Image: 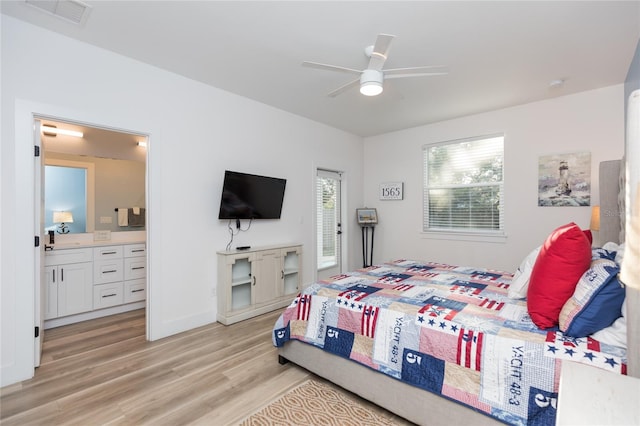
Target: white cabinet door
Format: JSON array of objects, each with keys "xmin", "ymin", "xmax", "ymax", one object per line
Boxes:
[
  {"xmin": 253, "ymin": 249, "xmax": 281, "ymax": 305},
  {"xmin": 282, "ymin": 247, "xmax": 302, "ymax": 297},
  {"xmin": 44, "ymin": 266, "xmax": 58, "ymax": 320},
  {"xmin": 227, "ymin": 253, "xmax": 254, "ymax": 311},
  {"xmin": 57, "ymin": 262, "xmax": 93, "ymax": 317}
]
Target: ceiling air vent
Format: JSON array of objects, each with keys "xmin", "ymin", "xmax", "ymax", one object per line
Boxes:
[{"xmin": 25, "ymin": 0, "xmax": 92, "ymax": 25}]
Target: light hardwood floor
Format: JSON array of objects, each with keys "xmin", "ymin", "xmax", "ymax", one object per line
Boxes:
[{"xmin": 0, "ymin": 309, "xmax": 412, "ymax": 425}]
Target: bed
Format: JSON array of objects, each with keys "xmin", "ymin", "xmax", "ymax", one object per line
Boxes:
[
  {"xmin": 274, "ymin": 247, "xmax": 626, "ymax": 424},
  {"xmin": 274, "ymin": 92, "xmax": 640, "ymax": 425}
]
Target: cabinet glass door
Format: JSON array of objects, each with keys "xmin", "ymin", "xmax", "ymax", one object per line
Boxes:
[
  {"xmin": 283, "ymin": 250, "xmax": 300, "ymax": 295},
  {"xmin": 231, "ymin": 285, "xmax": 251, "ymax": 310},
  {"xmin": 230, "ymin": 257, "xmax": 252, "ymax": 310}
]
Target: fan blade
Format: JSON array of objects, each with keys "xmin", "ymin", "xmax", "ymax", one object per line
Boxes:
[
  {"xmin": 327, "ymin": 78, "xmax": 360, "ymax": 98},
  {"xmin": 385, "ymin": 71, "xmax": 448, "ymax": 79},
  {"xmin": 384, "ymin": 66, "xmax": 449, "ymax": 78},
  {"xmin": 302, "ymin": 61, "xmax": 362, "ymax": 75},
  {"xmin": 368, "ymin": 34, "xmax": 395, "ymax": 71}
]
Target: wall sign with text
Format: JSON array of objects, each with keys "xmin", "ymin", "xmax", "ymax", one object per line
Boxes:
[{"xmin": 379, "ymin": 182, "xmax": 404, "ymax": 200}]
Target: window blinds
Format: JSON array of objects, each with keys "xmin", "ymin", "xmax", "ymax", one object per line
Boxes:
[{"xmin": 423, "ymin": 135, "xmax": 504, "ymax": 232}]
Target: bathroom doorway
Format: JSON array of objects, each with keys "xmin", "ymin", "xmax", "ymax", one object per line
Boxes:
[{"xmin": 35, "ymin": 117, "xmax": 149, "ymax": 366}]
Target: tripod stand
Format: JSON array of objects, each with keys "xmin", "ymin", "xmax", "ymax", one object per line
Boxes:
[{"xmin": 361, "ymin": 224, "xmax": 375, "ymax": 267}]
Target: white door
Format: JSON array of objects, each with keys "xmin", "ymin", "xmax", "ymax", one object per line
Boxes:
[
  {"xmin": 316, "ymin": 169, "xmax": 343, "ymax": 280},
  {"xmin": 34, "ymin": 119, "xmax": 44, "ymax": 367}
]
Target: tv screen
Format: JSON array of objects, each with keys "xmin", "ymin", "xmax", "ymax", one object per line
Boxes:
[{"xmin": 218, "ymin": 170, "xmax": 286, "ymax": 220}]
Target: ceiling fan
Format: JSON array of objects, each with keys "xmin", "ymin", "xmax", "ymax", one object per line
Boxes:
[{"xmin": 302, "ymin": 33, "xmax": 448, "ymax": 98}]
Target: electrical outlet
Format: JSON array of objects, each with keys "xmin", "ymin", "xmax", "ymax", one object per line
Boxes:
[
  {"xmin": 100, "ymin": 216, "xmax": 112, "ymax": 224},
  {"xmin": 94, "ymin": 230, "xmax": 111, "ymax": 241},
  {"xmin": 211, "ymin": 287, "xmax": 216, "ymax": 298}
]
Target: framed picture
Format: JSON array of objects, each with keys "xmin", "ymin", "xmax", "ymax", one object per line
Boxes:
[
  {"xmin": 356, "ymin": 208, "xmax": 378, "ymax": 225},
  {"xmin": 538, "ymin": 151, "xmax": 591, "ymax": 207},
  {"xmin": 379, "ymin": 182, "xmax": 404, "ymax": 200}
]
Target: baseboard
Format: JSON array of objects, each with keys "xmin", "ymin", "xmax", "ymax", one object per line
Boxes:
[{"xmin": 44, "ymin": 301, "xmax": 145, "ymax": 329}]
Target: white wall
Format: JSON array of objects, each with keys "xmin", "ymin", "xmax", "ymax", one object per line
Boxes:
[
  {"xmin": 1, "ymin": 16, "xmax": 364, "ymax": 386},
  {"xmin": 363, "ymin": 85, "xmax": 625, "ymax": 271}
]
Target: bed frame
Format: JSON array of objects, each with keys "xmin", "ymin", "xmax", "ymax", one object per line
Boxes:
[
  {"xmin": 278, "ymin": 157, "xmax": 636, "ymax": 425},
  {"xmin": 278, "ymin": 340, "xmax": 501, "ymax": 425}
]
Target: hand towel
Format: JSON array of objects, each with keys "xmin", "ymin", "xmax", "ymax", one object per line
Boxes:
[
  {"xmin": 118, "ymin": 208, "xmax": 129, "ymax": 226},
  {"xmin": 128, "ymin": 208, "xmax": 145, "ymax": 227},
  {"xmin": 133, "ymin": 206, "xmax": 141, "ymax": 215}
]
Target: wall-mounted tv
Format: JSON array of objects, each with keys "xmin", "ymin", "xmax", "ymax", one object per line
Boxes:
[{"xmin": 218, "ymin": 170, "xmax": 286, "ymax": 220}]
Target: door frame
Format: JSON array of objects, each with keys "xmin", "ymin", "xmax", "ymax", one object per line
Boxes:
[
  {"xmin": 13, "ymin": 99, "xmax": 154, "ymax": 383},
  {"xmin": 34, "ymin": 118, "xmax": 44, "ymax": 367},
  {"xmin": 315, "ymin": 167, "xmax": 345, "ymax": 281},
  {"xmin": 35, "ymin": 113, "xmax": 150, "ymax": 320}
]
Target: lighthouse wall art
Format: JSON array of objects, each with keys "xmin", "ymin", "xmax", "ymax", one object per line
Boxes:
[{"xmin": 538, "ymin": 151, "xmax": 591, "ymax": 206}]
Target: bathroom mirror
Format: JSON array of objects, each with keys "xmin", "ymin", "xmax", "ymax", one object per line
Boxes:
[
  {"xmin": 43, "ymin": 120, "xmax": 146, "ymax": 234},
  {"xmin": 45, "ymin": 159, "xmax": 94, "ymax": 233}
]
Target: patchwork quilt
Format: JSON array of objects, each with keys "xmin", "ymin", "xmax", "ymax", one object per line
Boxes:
[{"xmin": 272, "ymin": 259, "xmax": 627, "ymax": 425}]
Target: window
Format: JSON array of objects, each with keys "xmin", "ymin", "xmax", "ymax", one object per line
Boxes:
[{"xmin": 423, "ymin": 135, "xmax": 504, "ymax": 234}]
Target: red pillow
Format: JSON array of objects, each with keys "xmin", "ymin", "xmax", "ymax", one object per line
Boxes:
[{"xmin": 527, "ymin": 222, "xmax": 592, "ymax": 329}]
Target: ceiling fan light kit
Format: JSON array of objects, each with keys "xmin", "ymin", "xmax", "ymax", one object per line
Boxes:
[
  {"xmin": 360, "ymin": 69, "xmax": 384, "ymax": 96},
  {"xmin": 302, "ymin": 33, "xmax": 448, "ymax": 98}
]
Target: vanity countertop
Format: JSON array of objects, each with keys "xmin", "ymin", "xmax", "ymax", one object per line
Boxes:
[
  {"xmin": 45, "ymin": 231, "xmax": 146, "ymax": 252},
  {"xmin": 47, "ymin": 240, "xmax": 145, "ymax": 251}
]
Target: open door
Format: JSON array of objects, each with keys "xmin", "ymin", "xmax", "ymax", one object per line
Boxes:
[{"xmin": 34, "ymin": 118, "xmax": 45, "ymax": 367}]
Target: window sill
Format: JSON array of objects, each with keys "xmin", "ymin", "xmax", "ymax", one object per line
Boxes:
[
  {"xmin": 317, "ymin": 263, "xmax": 337, "ymax": 271},
  {"xmin": 421, "ymin": 230, "xmax": 507, "ymax": 244}
]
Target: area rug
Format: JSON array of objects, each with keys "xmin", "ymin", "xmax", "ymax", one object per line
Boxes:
[{"xmin": 240, "ymin": 379, "xmax": 398, "ymax": 426}]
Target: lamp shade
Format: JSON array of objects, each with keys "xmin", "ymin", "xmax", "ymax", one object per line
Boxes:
[
  {"xmin": 53, "ymin": 211, "xmax": 74, "ymax": 224},
  {"xmin": 590, "ymin": 205, "xmax": 600, "ymax": 231}
]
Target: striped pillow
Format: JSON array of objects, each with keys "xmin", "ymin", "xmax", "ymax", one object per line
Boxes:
[{"xmin": 559, "ymin": 258, "xmax": 624, "ymax": 338}]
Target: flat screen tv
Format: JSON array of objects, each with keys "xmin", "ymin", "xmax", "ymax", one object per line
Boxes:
[{"xmin": 218, "ymin": 170, "xmax": 286, "ymax": 220}]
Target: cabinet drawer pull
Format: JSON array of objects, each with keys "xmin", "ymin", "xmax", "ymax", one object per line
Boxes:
[
  {"xmin": 61, "ymin": 268, "xmax": 64, "ymax": 281},
  {"xmin": 131, "ymin": 266, "xmax": 145, "ymax": 270},
  {"xmin": 101, "ymin": 251, "xmax": 117, "ymax": 255},
  {"xmin": 102, "ymin": 293, "xmax": 117, "ymax": 298},
  {"xmin": 131, "ymin": 289, "xmax": 144, "ymax": 293},
  {"xmin": 103, "ymin": 270, "xmax": 117, "ymax": 274},
  {"xmin": 132, "ymin": 249, "xmax": 145, "ymax": 253},
  {"xmin": 52, "ymin": 269, "xmax": 56, "ymax": 283}
]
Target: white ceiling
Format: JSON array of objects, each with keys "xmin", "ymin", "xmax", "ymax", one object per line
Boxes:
[{"xmin": 3, "ymin": 1, "xmax": 640, "ymax": 137}]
